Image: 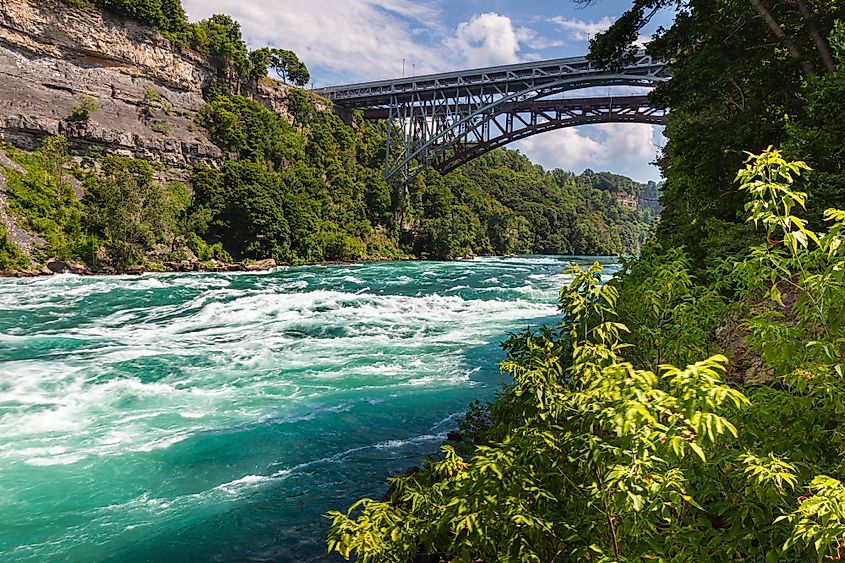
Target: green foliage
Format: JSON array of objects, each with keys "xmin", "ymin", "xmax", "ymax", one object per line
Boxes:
[
  {"xmin": 612, "ymin": 243, "xmax": 729, "ymax": 370},
  {"xmin": 2, "ymin": 139, "xmax": 89, "ymax": 261},
  {"xmin": 327, "ymin": 149, "xmax": 845, "ymax": 562},
  {"xmin": 784, "ymin": 24, "xmax": 845, "ymax": 224},
  {"xmin": 0, "ymin": 222, "xmax": 28, "ymax": 270},
  {"xmin": 83, "ymin": 157, "xmax": 181, "ymax": 265},
  {"xmin": 247, "ymin": 48, "xmax": 273, "ymax": 82},
  {"xmin": 198, "ymin": 95, "xmax": 304, "ymax": 167},
  {"xmin": 70, "ymin": 95, "xmax": 98, "ymax": 122},
  {"xmin": 590, "ymin": 0, "xmax": 843, "ymax": 266},
  {"xmin": 192, "ymin": 14, "xmax": 249, "ymax": 73},
  {"xmin": 192, "ymin": 89, "xmax": 660, "ymax": 264},
  {"xmin": 186, "ymin": 231, "xmax": 230, "ymax": 262},
  {"xmin": 62, "ymin": 0, "xmax": 189, "ymax": 39},
  {"xmin": 268, "ymin": 48, "xmax": 311, "ymax": 87}
]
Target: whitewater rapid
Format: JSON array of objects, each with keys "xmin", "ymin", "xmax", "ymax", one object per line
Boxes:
[{"xmin": 0, "ymin": 256, "xmax": 617, "ymax": 561}]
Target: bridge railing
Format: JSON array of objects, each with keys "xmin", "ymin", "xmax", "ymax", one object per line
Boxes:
[{"xmin": 316, "ymin": 51, "xmax": 668, "ymax": 107}]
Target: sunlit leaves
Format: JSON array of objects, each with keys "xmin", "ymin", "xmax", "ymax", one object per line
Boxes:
[
  {"xmin": 327, "ymin": 149, "xmax": 845, "ymax": 562},
  {"xmin": 327, "ymin": 259, "xmax": 747, "ymax": 561}
]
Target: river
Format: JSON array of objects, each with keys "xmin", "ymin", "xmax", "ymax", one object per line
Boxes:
[{"xmin": 0, "ymin": 256, "xmax": 618, "ymax": 562}]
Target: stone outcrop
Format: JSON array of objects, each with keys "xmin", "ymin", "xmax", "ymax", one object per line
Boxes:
[
  {"xmin": 617, "ymin": 192, "xmax": 639, "ymax": 210},
  {"xmin": 0, "ymin": 0, "xmax": 223, "ymax": 170}
]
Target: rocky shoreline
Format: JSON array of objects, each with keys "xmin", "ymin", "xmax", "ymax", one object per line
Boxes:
[
  {"xmin": 0, "ymin": 257, "xmax": 279, "ymax": 278},
  {"xmin": 0, "ymin": 255, "xmax": 437, "ymax": 278}
]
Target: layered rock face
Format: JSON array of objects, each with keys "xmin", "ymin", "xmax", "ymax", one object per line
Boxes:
[
  {"xmin": 0, "ymin": 0, "xmax": 336, "ymax": 270},
  {"xmin": 0, "ymin": 0, "xmax": 223, "ymax": 168}
]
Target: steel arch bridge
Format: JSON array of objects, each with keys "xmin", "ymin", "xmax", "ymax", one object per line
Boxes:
[{"xmin": 316, "ymin": 51, "xmax": 670, "ymax": 182}]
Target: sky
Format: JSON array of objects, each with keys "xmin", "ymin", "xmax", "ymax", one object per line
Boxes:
[{"xmin": 181, "ymin": 0, "xmax": 675, "ymax": 182}]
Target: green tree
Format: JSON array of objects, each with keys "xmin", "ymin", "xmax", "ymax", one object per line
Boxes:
[
  {"xmin": 39, "ymin": 135, "xmax": 70, "ymax": 206},
  {"xmin": 194, "ymin": 14, "xmax": 250, "ymax": 75},
  {"xmin": 248, "ymin": 47, "xmax": 272, "ymax": 81},
  {"xmin": 83, "ymin": 157, "xmax": 177, "ymax": 265},
  {"xmin": 588, "ymin": 0, "xmax": 843, "ymax": 264},
  {"xmin": 269, "ymin": 48, "xmax": 311, "ymax": 87}
]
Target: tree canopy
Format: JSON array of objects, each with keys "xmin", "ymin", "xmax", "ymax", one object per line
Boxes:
[{"xmin": 589, "ymin": 0, "xmax": 844, "ymax": 264}]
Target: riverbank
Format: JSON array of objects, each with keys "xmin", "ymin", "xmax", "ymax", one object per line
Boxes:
[
  {"xmin": 0, "ymin": 252, "xmax": 513, "ymax": 278},
  {"xmin": 0, "ymin": 257, "xmax": 281, "ymax": 278}
]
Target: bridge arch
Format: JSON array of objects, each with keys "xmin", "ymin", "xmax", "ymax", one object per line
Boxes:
[{"xmin": 316, "ymin": 52, "xmax": 669, "ymax": 181}]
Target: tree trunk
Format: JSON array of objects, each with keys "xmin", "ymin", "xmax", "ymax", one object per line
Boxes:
[
  {"xmin": 748, "ymin": 0, "xmax": 815, "ymax": 76},
  {"xmin": 792, "ymin": 0, "xmax": 837, "ymax": 72}
]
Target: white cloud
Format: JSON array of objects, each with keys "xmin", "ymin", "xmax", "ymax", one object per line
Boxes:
[
  {"xmin": 635, "ymin": 34, "xmax": 653, "ymax": 47},
  {"xmin": 514, "ymin": 124, "xmax": 663, "ymax": 182},
  {"xmin": 550, "ymin": 16, "xmax": 614, "ymax": 41},
  {"xmin": 444, "ymin": 12, "xmax": 523, "ymax": 68},
  {"xmin": 181, "ymin": 0, "xmax": 449, "ymax": 84},
  {"xmin": 181, "ymin": 3, "xmax": 537, "ymax": 83}
]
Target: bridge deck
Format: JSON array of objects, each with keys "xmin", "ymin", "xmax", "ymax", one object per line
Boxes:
[{"xmin": 316, "ymin": 51, "xmax": 667, "ymax": 108}]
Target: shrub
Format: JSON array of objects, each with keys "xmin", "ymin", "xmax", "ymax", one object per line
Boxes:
[
  {"xmin": 0, "ymin": 223, "xmax": 28, "ymax": 270},
  {"xmin": 70, "ymin": 95, "xmax": 98, "ymax": 122}
]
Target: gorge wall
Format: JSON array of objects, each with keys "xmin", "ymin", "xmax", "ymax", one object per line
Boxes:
[{"xmin": 0, "ymin": 0, "xmax": 314, "ymax": 170}]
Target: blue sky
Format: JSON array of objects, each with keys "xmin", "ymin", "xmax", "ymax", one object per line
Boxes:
[{"xmin": 181, "ymin": 0, "xmax": 675, "ymax": 182}]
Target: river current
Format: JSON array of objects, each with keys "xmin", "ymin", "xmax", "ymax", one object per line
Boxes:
[{"xmin": 0, "ymin": 256, "xmax": 618, "ymax": 562}]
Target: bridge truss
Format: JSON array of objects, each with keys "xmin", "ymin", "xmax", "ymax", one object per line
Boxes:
[{"xmin": 316, "ymin": 51, "xmax": 670, "ymax": 182}]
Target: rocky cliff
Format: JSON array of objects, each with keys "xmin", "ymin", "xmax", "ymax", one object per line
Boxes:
[
  {"xmin": 0, "ymin": 0, "xmax": 318, "ymax": 169},
  {"xmin": 0, "ymin": 0, "xmax": 333, "ymax": 270},
  {"xmin": 0, "ymin": 0, "xmax": 224, "ymax": 168}
]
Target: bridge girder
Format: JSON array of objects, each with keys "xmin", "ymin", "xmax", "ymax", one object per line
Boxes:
[
  {"xmin": 316, "ymin": 52, "xmax": 669, "ymax": 182},
  {"xmin": 431, "ymin": 95, "xmax": 666, "ymax": 175}
]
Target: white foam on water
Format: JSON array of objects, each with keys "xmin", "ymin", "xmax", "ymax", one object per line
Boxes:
[
  {"xmin": 130, "ymin": 433, "xmax": 191, "ymax": 453},
  {"xmin": 373, "ymin": 433, "xmax": 445, "ymax": 450},
  {"xmin": 25, "ymin": 453, "xmax": 87, "ymax": 466},
  {"xmin": 214, "ymin": 475, "xmax": 270, "ymax": 495},
  {"xmin": 178, "ymin": 410, "xmax": 208, "ymax": 419}
]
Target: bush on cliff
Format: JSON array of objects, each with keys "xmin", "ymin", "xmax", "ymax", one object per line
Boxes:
[
  {"xmin": 83, "ymin": 157, "xmax": 185, "ymax": 266},
  {"xmin": 1, "ymin": 141, "xmax": 88, "ymax": 262}
]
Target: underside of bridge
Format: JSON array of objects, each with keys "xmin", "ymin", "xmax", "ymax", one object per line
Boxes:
[{"xmin": 316, "ymin": 52, "xmax": 670, "ymax": 182}]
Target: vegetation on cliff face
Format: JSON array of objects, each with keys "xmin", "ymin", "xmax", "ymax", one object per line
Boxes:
[
  {"xmin": 0, "ymin": 223, "xmax": 28, "ymax": 270},
  {"xmin": 1, "ymin": 143, "xmax": 92, "ymax": 264},
  {"xmin": 328, "ymin": 149, "xmax": 845, "ymax": 562},
  {"xmin": 1, "ymin": 115, "xmax": 659, "ymax": 269}
]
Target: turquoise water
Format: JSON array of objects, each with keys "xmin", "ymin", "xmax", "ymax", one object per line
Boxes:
[{"xmin": 0, "ymin": 256, "xmax": 618, "ymax": 562}]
